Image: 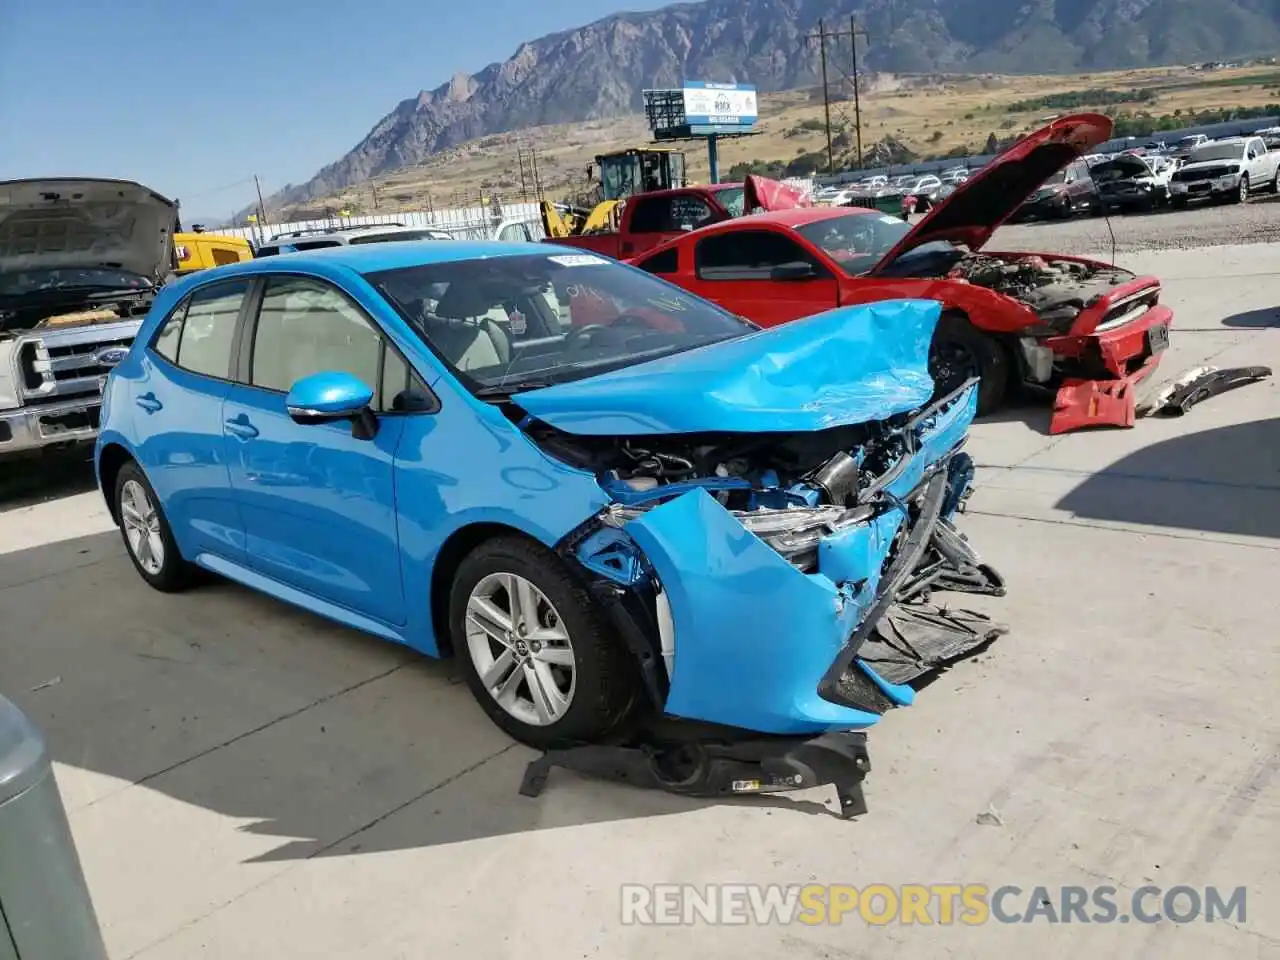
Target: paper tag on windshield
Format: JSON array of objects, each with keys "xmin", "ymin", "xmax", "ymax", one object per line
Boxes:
[
  {"xmin": 507, "ymin": 309, "xmax": 527, "ymax": 335},
  {"xmin": 548, "ymin": 254, "xmax": 608, "ymax": 267},
  {"xmin": 879, "ymin": 216, "xmax": 902, "ymax": 224}
]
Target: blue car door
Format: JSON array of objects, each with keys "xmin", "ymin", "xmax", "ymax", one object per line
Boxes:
[
  {"xmin": 221, "ymin": 274, "xmax": 408, "ymax": 625},
  {"xmin": 131, "ymin": 278, "xmax": 251, "ymax": 563}
]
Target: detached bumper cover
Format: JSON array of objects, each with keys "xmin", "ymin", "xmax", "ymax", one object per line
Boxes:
[
  {"xmin": 1042, "ymin": 279, "xmax": 1174, "ymax": 434},
  {"xmin": 620, "ymin": 382, "xmax": 1006, "ymax": 736}
]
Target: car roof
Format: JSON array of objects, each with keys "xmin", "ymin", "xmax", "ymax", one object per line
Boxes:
[
  {"xmin": 689, "ymin": 206, "xmax": 879, "ymax": 236},
  {"xmin": 194, "ymin": 239, "xmax": 565, "ymax": 280},
  {"xmin": 327, "ymin": 224, "xmax": 453, "ymax": 240}
]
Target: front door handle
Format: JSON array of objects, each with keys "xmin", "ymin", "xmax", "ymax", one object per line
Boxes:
[
  {"xmin": 135, "ymin": 392, "xmax": 162, "ymax": 414},
  {"xmin": 224, "ymin": 415, "xmax": 259, "ymax": 440}
]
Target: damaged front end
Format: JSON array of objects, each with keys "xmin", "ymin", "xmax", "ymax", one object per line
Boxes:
[
  {"xmin": 949, "ymin": 253, "xmax": 1174, "ymax": 433},
  {"xmin": 537, "ymin": 378, "xmax": 1005, "ymax": 737}
]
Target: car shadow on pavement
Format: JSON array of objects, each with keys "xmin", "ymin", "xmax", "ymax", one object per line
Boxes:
[
  {"xmin": 0, "ymin": 531, "xmax": 841, "ymax": 865},
  {"xmin": 1222, "ymin": 307, "xmax": 1280, "ymax": 329},
  {"xmin": 981, "ymin": 395, "xmax": 1054, "ymax": 435},
  {"xmin": 0, "ymin": 452, "xmax": 98, "ymax": 513},
  {"xmin": 1055, "ymin": 417, "xmax": 1280, "ymax": 539}
]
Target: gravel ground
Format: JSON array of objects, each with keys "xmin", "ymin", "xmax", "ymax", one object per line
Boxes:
[{"xmin": 988, "ymin": 193, "xmax": 1280, "ymax": 255}]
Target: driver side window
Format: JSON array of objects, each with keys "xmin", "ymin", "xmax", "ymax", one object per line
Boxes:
[{"xmin": 695, "ymin": 231, "xmax": 820, "ymax": 281}]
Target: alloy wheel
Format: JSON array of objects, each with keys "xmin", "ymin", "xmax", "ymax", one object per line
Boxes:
[
  {"xmin": 464, "ymin": 572, "xmax": 576, "ymax": 727},
  {"xmin": 120, "ymin": 479, "xmax": 165, "ymax": 575},
  {"xmin": 1240, "ymin": 176, "xmax": 1250, "ymax": 203}
]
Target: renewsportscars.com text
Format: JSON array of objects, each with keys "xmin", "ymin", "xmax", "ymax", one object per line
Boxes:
[{"xmin": 620, "ymin": 883, "xmax": 1247, "ymax": 926}]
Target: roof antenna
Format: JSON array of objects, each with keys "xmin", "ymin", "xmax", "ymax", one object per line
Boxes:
[{"xmin": 1082, "ymin": 158, "xmax": 1117, "ymax": 266}]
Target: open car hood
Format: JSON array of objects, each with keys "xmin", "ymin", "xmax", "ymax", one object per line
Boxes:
[
  {"xmin": 511, "ymin": 299, "xmax": 939, "ymax": 436},
  {"xmin": 871, "ymin": 114, "xmax": 1114, "ymax": 273},
  {"xmin": 0, "ymin": 178, "xmax": 177, "ymax": 280},
  {"xmin": 743, "ymin": 175, "xmax": 812, "ymax": 212}
]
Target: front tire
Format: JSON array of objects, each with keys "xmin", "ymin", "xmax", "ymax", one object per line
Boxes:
[
  {"xmin": 449, "ymin": 536, "xmax": 638, "ymax": 748},
  {"xmin": 114, "ymin": 461, "xmax": 195, "ymax": 592},
  {"xmin": 929, "ymin": 312, "xmax": 1009, "ymax": 416},
  {"xmin": 1238, "ymin": 175, "xmax": 1250, "ymax": 204}
]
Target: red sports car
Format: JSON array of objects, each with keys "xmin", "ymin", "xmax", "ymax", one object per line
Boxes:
[{"xmin": 626, "ymin": 114, "xmax": 1173, "ymax": 434}]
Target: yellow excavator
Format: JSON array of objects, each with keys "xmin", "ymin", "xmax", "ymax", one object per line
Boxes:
[{"xmin": 541, "ymin": 147, "xmax": 688, "ymax": 239}]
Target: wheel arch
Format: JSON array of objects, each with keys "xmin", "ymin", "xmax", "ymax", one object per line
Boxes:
[
  {"xmin": 97, "ymin": 441, "xmax": 135, "ymax": 524},
  {"xmin": 429, "ymin": 521, "xmax": 543, "ymax": 659}
]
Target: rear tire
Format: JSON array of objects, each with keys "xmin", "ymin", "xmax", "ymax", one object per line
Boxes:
[
  {"xmin": 928, "ymin": 312, "xmax": 1009, "ymax": 416},
  {"xmin": 114, "ymin": 461, "xmax": 195, "ymax": 592},
  {"xmin": 449, "ymin": 535, "xmax": 638, "ymax": 749}
]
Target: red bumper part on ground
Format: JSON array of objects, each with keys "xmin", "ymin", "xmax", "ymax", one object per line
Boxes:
[{"xmin": 1045, "ymin": 302, "xmax": 1174, "ymax": 435}]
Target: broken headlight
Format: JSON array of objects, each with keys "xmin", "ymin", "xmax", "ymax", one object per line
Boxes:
[{"xmin": 735, "ymin": 505, "xmax": 875, "ymax": 571}]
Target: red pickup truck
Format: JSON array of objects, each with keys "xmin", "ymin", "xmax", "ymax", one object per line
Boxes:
[{"xmin": 545, "ymin": 183, "xmax": 747, "ymax": 259}]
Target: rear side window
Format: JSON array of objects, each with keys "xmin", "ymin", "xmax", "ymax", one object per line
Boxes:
[
  {"xmin": 637, "ymin": 247, "xmax": 678, "ymax": 275},
  {"xmin": 695, "ymin": 230, "xmax": 818, "ymax": 281},
  {"xmin": 150, "ymin": 280, "xmax": 249, "ymax": 379}
]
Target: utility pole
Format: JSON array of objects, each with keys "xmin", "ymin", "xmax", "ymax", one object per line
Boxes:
[
  {"xmin": 253, "ymin": 174, "xmax": 268, "ymax": 243},
  {"xmin": 804, "ymin": 20, "xmax": 836, "ymax": 174},
  {"xmin": 849, "ymin": 18, "xmax": 870, "ymax": 168}
]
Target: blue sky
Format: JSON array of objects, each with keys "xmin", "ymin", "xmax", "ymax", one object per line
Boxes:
[{"xmin": 0, "ymin": 0, "xmax": 673, "ymax": 221}]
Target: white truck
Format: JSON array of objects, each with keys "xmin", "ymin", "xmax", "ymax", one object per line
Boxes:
[
  {"xmin": 0, "ymin": 178, "xmax": 176, "ymax": 460},
  {"xmin": 1169, "ymin": 136, "xmax": 1280, "ymax": 207}
]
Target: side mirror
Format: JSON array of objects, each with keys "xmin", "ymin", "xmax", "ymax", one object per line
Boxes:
[
  {"xmin": 771, "ymin": 261, "xmax": 818, "ymax": 281},
  {"xmin": 286, "ymin": 371, "xmax": 378, "ymax": 440}
]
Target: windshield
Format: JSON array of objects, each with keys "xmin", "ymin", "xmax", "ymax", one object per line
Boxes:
[
  {"xmin": 795, "ymin": 212, "xmax": 954, "ymax": 274},
  {"xmin": 0, "ymin": 266, "xmax": 153, "ymax": 298},
  {"xmin": 366, "ymin": 252, "xmax": 754, "ymax": 393},
  {"xmin": 716, "ymin": 187, "xmax": 745, "ymax": 218},
  {"xmin": 349, "ymin": 229, "xmax": 446, "ymax": 245},
  {"xmin": 1189, "ymin": 144, "xmax": 1244, "ymax": 163}
]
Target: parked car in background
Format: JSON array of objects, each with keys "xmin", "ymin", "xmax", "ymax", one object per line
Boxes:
[
  {"xmin": 1008, "ymin": 160, "xmax": 1099, "ymax": 221},
  {"xmin": 254, "ymin": 224, "xmax": 454, "ymax": 257},
  {"xmin": 940, "ymin": 167, "xmax": 970, "ymax": 184},
  {"xmin": 173, "ymin": 231, "xmax": 254, "ymax": 276},
  {"xmin": 1092, "ymin": 153, "xmax": 1178, "ymax": 211},
  {"xmin": 0, "ymin": 178, "xmax": 174, "ymax": 461},
  {"xmin": 94, "ymin": 240, "xmax": 999, "ymax": 747},
  {"xmin": 899, "ymin": 176, "xmax": 947, "ymax": 213},
  {"xmin": 630, "ymin": 113, "xmax": 1175, "ymax": 434},
  {"xmin": 1170, "ymin": 136, "xmax": 1280, "ymax": 206}
]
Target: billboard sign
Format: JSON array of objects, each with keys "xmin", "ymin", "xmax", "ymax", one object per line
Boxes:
[{"xmin": 682, "ymin": 81, "xmax": 758, "ymax": 127}]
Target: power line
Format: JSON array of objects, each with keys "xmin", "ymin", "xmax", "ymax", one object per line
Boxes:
[{"xmin": 802, "ymin": 18, "xmax": 871, "ymax": 171}]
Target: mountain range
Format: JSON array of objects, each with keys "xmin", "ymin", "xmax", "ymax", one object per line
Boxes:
[{"xmin": 254, "ymin": 0, "xmax": 1280, "ymax": 214}]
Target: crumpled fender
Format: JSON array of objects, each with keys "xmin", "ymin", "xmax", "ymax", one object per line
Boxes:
[{"xmin": 624, "ymin": 488, "xmax": 885, "ymax": 735}]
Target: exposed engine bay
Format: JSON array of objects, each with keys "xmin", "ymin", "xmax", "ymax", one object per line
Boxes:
[
  {"xmin": 519, "ymin": 382, "xmax": 1007, "ymax": 727},
  {"xmin": 947, "ymin": 254, "xmax": 1137, "ymax": 330}
]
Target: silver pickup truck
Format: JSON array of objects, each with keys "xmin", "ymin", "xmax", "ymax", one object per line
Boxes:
[{"xmin": 0, "ymin": 178, "xmax": 176, "ymax": 460}]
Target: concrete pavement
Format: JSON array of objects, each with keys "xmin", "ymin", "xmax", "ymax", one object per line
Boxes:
[{"xmin": 0, "ymin": 243, "xmax": 1276, "ymax": 959}]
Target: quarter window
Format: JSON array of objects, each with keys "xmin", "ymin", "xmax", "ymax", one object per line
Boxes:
[{"xmin": 637, "ymin": 247, "xmax": 679, "ymax": 275}]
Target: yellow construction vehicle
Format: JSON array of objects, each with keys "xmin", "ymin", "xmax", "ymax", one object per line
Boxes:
[{"xmin": 540, "ymin": 147, "xmax": 688, "ymax": 239}]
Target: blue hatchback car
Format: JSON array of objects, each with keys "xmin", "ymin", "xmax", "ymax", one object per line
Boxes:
[{"xmin": 95, "ymin": 242, "xmax": 1003, "ymax": 748}]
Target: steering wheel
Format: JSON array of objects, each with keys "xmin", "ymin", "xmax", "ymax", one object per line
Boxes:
[
  {"xmin": 612, "ymin": 312, "xmax": 660, "ymax": 331},
  {"xmin": 566, "ymin": 324, "xmax": 613, "ymax": 349}
]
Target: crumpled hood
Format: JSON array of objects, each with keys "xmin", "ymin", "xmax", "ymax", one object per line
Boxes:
[
  {"xmin": 512, "ymin": 299, "xmax": 940, "ymax": 435},
  {"xmin": 0, "ymin": 178, "xmax": 177, "ymax": 280},
  {"xmin": 871, "ymin": 113, "xmax": 1114, "ymax": 273}
]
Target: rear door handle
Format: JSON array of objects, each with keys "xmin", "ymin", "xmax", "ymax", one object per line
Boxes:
[
  {"xmin": 224, "ymin": 415, "xmax": 259, "ymax": 440},
  {"xmin": 135, "ymin": 392, "xmax": 162, "ymax": 414}
]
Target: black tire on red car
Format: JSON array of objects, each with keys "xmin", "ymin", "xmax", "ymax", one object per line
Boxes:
[{"xmin": 928, "ymin": 312, "xmax": 1009, "ymax": 416}]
